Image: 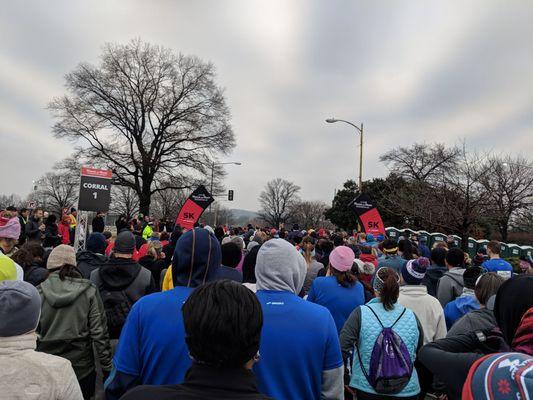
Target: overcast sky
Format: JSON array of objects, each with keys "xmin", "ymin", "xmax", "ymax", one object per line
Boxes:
[{"xmin": 1, "ymin": 0, "xmax": 532, "ymax": 211}]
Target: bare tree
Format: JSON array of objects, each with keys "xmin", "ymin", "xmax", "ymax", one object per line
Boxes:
[
  {"xmin": 35, "ymin": 157, "xmax": 80, "ymax": 216},
  {"xmin": 110, "ymin": 185, "xmax": 139, "ymax": 220},
  {"xmin": 290, "ymin": 200, "xmax": 329, "ymax": 228},
  {"xmin": 480, "ymin": 155, "xmax": 533, "ymax": 241},
  {"xmin": 258, "ymin": 178, "xmax": 301, "ymax": 228},
  {"xmin": 0, "ymin": 194, "xmax": 25, "ymax": 210},
  {"xmin": 151, "ymin": 186, "xmax": 189, "ymax": 221},
  {"xmin": 381, "ymin": 143, "xmax": 491, "ymax": 248},
  {"xmin": 380, "ymin": 143, "xmax": 459, "ymax": 184},
  {"xmin": 49, "ymin": 39, "xmax": 235, "ymax": 215}
]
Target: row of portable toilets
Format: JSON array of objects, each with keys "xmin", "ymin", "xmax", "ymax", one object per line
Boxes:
[{"xmin": 385, "ymin": 227, "xmax": 533, "ymax": 260}]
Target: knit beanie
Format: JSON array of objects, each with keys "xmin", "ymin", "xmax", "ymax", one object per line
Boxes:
[
  {"xmin": 329, "ymin": 246, "xmax": 355, "ymax": 272},
  {"xmin": 87, "ymin": 232, "xmax": 107, "ymax": 254},
  {"xmin": 0, "ymin": 256, "xmax": 17, "ymax": 281},
  {"xmin": 462, "ymin": 353, "xmax": 532, "ymax": 400},
  {"xmin": 47, "ymin": 244, "xmax": 76, "ymax": 270},
  {"xmin": 0, "ymin": 216, "xmax": 20, "ymax": 239},
  {"xmin": 401, "ymin": 257, "xmax": 430, "ymax": 285},
  {"xmin": 114, "ymin": 231, "xmax": 136, "ymax": 253},
  {"xmin": 0, "ymin": 280, "xmax": 41, "ymax": 337}
]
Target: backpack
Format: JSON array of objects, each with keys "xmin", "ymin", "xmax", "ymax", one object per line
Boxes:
[
  {"xmin": 356, "ymin": 305, "xmax": 413, "ymax": 394},
  {"xmin": 99, "ymin": 288, "xmax": 133, "ymax": 339}
]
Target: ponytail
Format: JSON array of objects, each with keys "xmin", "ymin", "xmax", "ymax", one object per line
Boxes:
[
  {"xmin": 375, "ymin": 267, "xmax": 399, "ymax": 311},
  {"xmin": 58, "ymin": 264, "xmax": 82, "ymax": 281}
]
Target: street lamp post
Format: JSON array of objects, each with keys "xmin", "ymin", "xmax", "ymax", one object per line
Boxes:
[
  {"xmin": 209, "ymin": 161, "xmax": 242, "ymax": 226},
  {"xmin": 326, "ymin": 118, "xmax": 364, "ymax": 192}
]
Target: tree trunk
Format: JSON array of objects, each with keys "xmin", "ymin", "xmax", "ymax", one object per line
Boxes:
[{"xmin": 138, "ymin": 187, "xmax": 152, "ymax": 216}]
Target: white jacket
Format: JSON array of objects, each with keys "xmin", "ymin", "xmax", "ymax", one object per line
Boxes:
[
  {"xmin": 399, "ymin": 285, "xmax": 447, "ymax": 344},
  {"xmin": 0, "ymin": 332, "xmax": 83, "ymax": 400}
]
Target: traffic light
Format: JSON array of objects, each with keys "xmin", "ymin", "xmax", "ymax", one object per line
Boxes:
[{"xmin": 228, "ymin": 190, "xmax": 234, "ymax": 201}]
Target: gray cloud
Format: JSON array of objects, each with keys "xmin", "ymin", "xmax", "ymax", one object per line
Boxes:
[{"xmin": 1, "ymin": 0, "xmax": 532, "ymax": 211}]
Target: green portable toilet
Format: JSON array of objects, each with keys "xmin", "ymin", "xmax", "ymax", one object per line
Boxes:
[
  {"xmin": 520, "ymin": 246, "xmax": 533, "ymax": 259},
  {"xmin": 467, "ymin": 237, "xmax": 478, "ymax": 258},
  {"xmin": 452, "ymin": 235, "xmax": 462, "ymax": 248},
  {"xmin": 403, "ymin": 228, "xmax": 416, "ymax": 240},
  {"xmin": 477, "ymin": 239, "xmax": 489, "ymax": 253},
  {"xmin": 386, "ymin": 227, "xmax": 402, "ymax": 241},
  {"xmin": 417, "ymin": 230, "xmax": 430, "ymax": 244},
  {"xmin": 499, "ymin": 242, "xmax": 510, "ymax": 258},
  {"xmin": 430, "ymin": 232, "xmax": 446, "ymax": 248},
  {"xmin": 507, "ymin": 243, "xmax": 521, "ymax": 259}
]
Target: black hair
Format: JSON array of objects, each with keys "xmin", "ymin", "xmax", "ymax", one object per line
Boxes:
[
  {"xmin": 398, "ymin": 239, "xmax": 414, "ymax": 260},
  {"xmin": 430, "ymin": 247, "xmax": 447, "ymax": 266},
  {"xmin": 46, "ymin": 214, "xmax": 57, "ymax": 225},
  {"xmin": 446, "ymin": 247, "xmax": 465, "ymax": 268},
  {"xmin": 183, "ymin": 280, "xmax": 263, "ymax": 367},
  {"xmin": 242, "ymin": 245, "xmax": 260, "ymax": 284},
  {"xmin": 221, "ymin": 242, "xmax": 242, "ymax": 269},
  {"xmin": 214, "ymin": 226, "xmax": 225, "ymax": 242},
  {"xmin": 20, "ymin": 207, "xmax": 28, "ymax": 213},
  {"xmin": 319, "ymin": 239, "xmax": 334, "ymax": 253},
  {"xmin": 332, "ymin": 235, "xmax": 344, "ymax": 247},
  {"xmin": 22, "ymin": 242, "xmax": 45, "ymax": 260},
  {"xmin": 463, "ymin": 266, "xmax": 483, "ymax": 290}
]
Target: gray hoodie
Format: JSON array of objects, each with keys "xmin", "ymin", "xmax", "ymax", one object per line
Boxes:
[
  {"xmin": 255, "ymin": 239, "xmax": 307, "ymax": 294},
  {"xmin": 255, "ymin": 239, "xmax": 344, "ymax": 400},
  {"xmin": 436, "ymin": 267, "xmax": 465, "ymax": 307}
]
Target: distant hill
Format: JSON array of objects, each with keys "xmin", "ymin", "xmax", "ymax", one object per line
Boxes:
[{"xmin": 230, "ymin": 209, "xmax": 259, "ymax": 223}]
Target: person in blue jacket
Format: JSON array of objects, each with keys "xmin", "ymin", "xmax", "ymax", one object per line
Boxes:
[
  {"xmin": 307, "ymin": 245, "xmax": 365, "ymax": 333},
  {"xmin": 444, "ymin": 266, "xmax": 483, "ymax": 329},
  {"xmin": 253, "ymin": 239, "xmax": 344, "ymax": 400},
  {"xmin": 104, "ymin": 228, "xmax": 222, "ymax": 400},
  {"xmin": 340, "ymin": 267, "xmax": 423, "ymax": 400},
  {"xmin": 481, "ymin": 240, "xmax": 513, "ymax": 278}
]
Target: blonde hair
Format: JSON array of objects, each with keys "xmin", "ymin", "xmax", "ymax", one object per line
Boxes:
[{"xmin": 147, "ymin": 240, "xmax": 163, "ymax": 258}]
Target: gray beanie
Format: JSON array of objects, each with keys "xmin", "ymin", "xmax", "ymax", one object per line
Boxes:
[
  {"xmin": 255, "ymin": 238, "xmax": 306, "ymax": 294},
  {"xmin": 47, "ymin": 244, "xmax": 76, "ymax": 270},
  {"xmin": 0, "ymin": 280, "xmax": 41, "ymax": 337},
  {"xmin": 114, "ymin": 231, "xmax": 136, "ymax": 253}
]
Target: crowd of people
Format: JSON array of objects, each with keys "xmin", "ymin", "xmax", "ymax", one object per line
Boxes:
[{"xmin": 0, "ymin": 205, "xmax": 532, "ymax": 400}]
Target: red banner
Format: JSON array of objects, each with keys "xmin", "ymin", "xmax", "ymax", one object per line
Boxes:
[
  {"xmin": 349, "ymin": 193, "xmax": 386, "ymax": 236},
  {"xmin": 175, "ymin": 185, "xmax": 214, "ymax": 230}
]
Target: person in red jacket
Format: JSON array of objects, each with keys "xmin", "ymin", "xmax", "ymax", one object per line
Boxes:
[{"xmin": 58, "ymin": 215, "xmax": 71, "ymax": 245}]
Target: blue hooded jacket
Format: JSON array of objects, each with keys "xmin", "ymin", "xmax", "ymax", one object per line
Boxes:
[{"xmin": 444, "ymin": 292, "xmax": 480, "ymax": 329}]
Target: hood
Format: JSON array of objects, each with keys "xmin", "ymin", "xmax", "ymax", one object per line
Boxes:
[
  {"xmin": 425, "ymin": 265, "xmax": 447, "ymax": 282},
  {"xmin": 447, "ymin": 267, "xmax": 465, "ymax": 278},
  {"xmin": 40, "ymin": 272, "xmax": 91, "ymax": 308},
  {"xmin": 512, "ymin": 307, "xmax": 533, "ymax": 356},
  {"xmin": 172, "ymin": 228, "xmax": 221, "ymax": 288},
  {"xmin": 360, "ymin": 253, "xmax": 376, "ymax": 262},
  {"xmin": 255, "ymin": 238, "xmax": 306, "ymax": 294},
  {"xmin": 494, "ymin": 275, "xmax": 533, "ymax": 346},
  {"xmin": 99, "ymin": 257, "xmax": 141, "ymax": 289},
  {"xmin": 453, "ymin": 294, "xmax": 479, "ymax": 313},
  {"xmin": 76, "ymin": 250, "xmax": 106, "ymax": 265}
]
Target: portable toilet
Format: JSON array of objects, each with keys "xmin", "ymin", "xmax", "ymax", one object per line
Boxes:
[
  {"xmin": 385, "ymin": 227, "xmax": 402, "ymax": 241},
  {"xmin": 507, "ymin": 243, "xmax": 522, "ymax": 259},
  {"xmin": 467, "ymin": 237, "xmax": 478, "ymax": 258},
  {"xmin": 417, "ymin": 230, "xmax": 431, "ymax": 245},
  {"xmin": 477, "ymin": 239, "xmax": 489, "ymax": 253},
  {"xmin": 499, "ymin": 242, "xmax": 510, "ymax": 258},
  {"xmin": 520, "ymin": 245, "xmax": 533, "ymax": 259},
  {"xmin": 452, "ymin": 235, "xmax": 462, "ymax": 248},
  {"xmin": 430, "ymin": 232, "xmax": 447, "ymax": 248},
  {"xmin": 403, "ymin": 228, "xmax": 416, "ymax": 240}
]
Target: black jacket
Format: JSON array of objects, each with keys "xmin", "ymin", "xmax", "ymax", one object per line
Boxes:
[
  {"xmin": 92, "ymin": 216, "xmax": 105, "ymax": 233},
  {"xmin": 422, "ymin": 264, "xmax": 447, "ymax": 297},
  {"xmin": 25, "ymin": 216, "xmax": 42, "ymax": 241},
  {"xmin": 90, "ymin": 257, "xmax": 156, "ymax": 338},
  {"xmin": 17, "ymin": 215, "xmax": 27, "ymax": 244},
  {"xmin": 24, "ymin": 262, "xmax": 48, "ymax": 286},
  {"xmin": 119, "ymin": 364, "xmax": 272, "ymax": 400},
  {"xmin": 43, "ymin": 224, "xmax": 61, "ymax": 248},
  {"xmin": 77, "ymin": 250, "xmax": 107, "ymax": 279},
  {"xmin": 138, "ymin": 255, "xmax": 166, "ymax": 290}
]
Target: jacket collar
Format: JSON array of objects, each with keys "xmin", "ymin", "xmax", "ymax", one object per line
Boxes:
[
  {"xmin": 0, "ymin": 332, "xmax": 37, "ymax": 354},
  {"xmin": 183, "ymin": 363, "xmax": 261, "ymax": 394},
  {"xmin": 400, "ymin": 285, "xmax": 428, "ymax": 296}
]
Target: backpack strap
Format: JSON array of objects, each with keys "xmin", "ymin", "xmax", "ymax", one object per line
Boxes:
[
  {"xmin": 390, "ymin": 307, "xmax": 407, "ymax": 329},
  {"xmin": 364, "ymin": 305, "xmax": 384, "ymax": 328}
]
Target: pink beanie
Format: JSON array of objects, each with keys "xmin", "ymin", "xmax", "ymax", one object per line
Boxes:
[
  {"xmin": 330, "ymin": 246, "xmax": 356, "ymax": 272},
  {"xmin": 0, "ymin": 217, "xmax": 21, "ymax": 240}
]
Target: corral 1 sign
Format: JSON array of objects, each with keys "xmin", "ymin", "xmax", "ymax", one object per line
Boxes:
[{"xmin": 78, "ymin": 167, "xmax": 112, "ymax": 212}]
